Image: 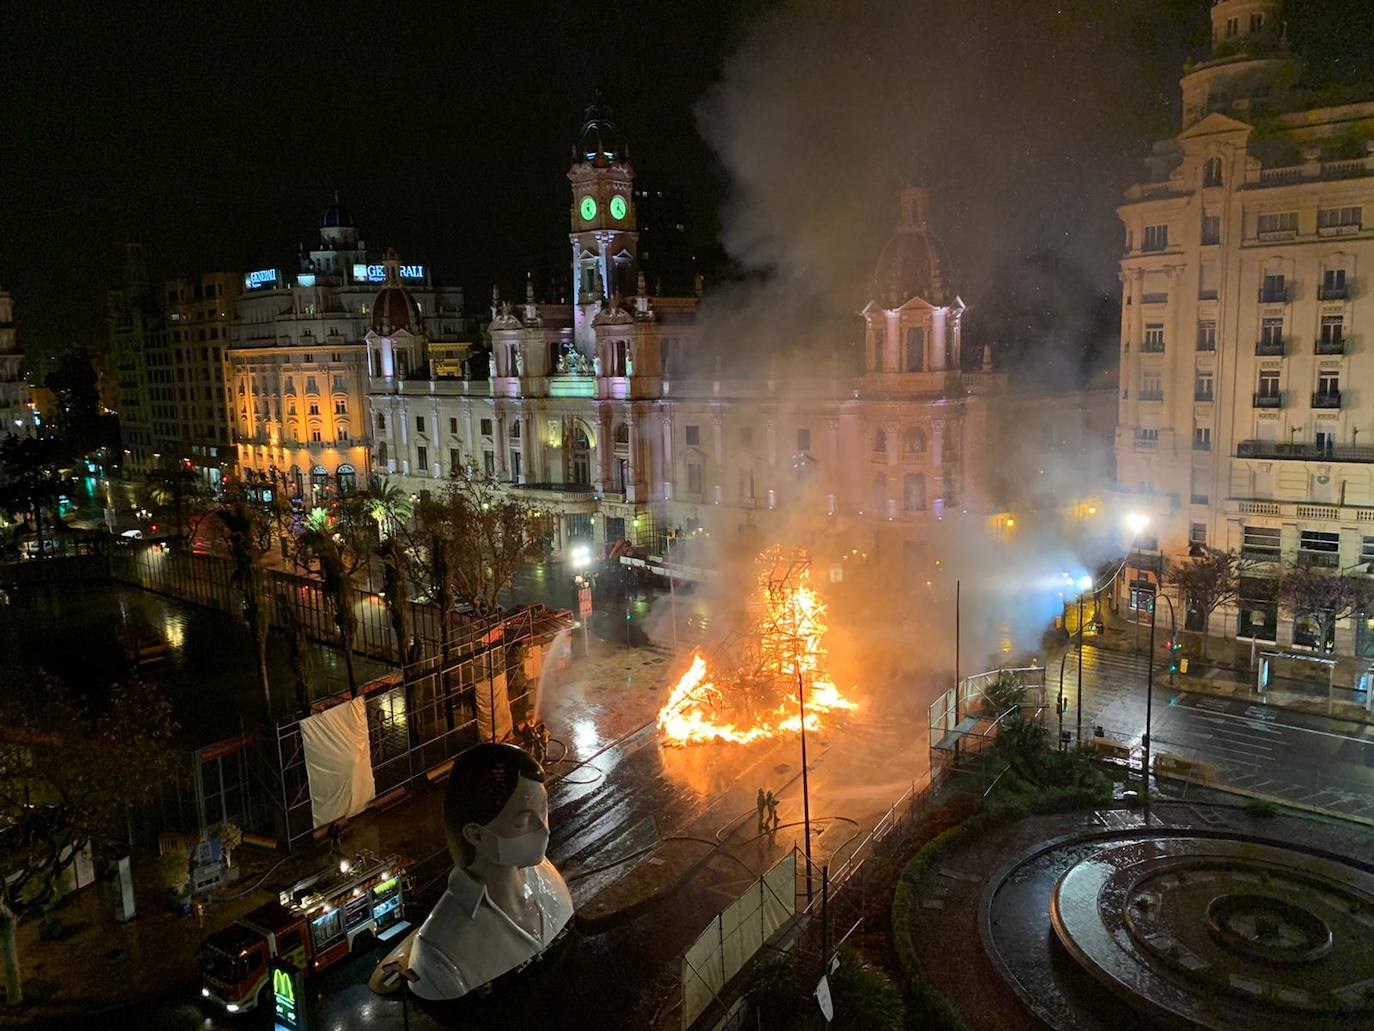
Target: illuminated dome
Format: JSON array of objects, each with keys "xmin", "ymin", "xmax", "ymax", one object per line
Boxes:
[
  {"xmin": 321, "ymin": 196, "xmax": 355, "ymax": 229},
  {"xmin": 577, "ymin": 89, "xmax": 624, "ymax": 163},
  {"xmin": 871, "ymin": 187, "xmax": 947, "ymax": 308},
  {"xmin": 371, "ymin": 284, "xmax": 422, "ymax": 335}
]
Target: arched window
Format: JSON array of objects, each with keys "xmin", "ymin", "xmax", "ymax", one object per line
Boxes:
[
  {"xmin": 510, "ymin": 419, "xmax": 521, "ymax": 440},
  {"xmin": 377, "ymin": 441, "xmax": 388, "ymax": 465},
  {"xmin": 903, "ymin": 473, "xmax": 926, "ymax": 512},
  {"xmin": 337, "ymin": 464, "xmax": 356, "ymax": 494},
  {"xmin": 1203, "ymin": 156, "xmax": 1223, "ymax": 188},
  {"xmin": 902, "ymin": 427, "xmax": 925, "ymax": 456},
  {"xmin": 873, "ymin": 427, "xmax": 887, "ymax": 454},
  {"xmin": 614, "ymin": 423, "xmax": 629, "ymax": 447},
  {"xmin": 290, "ymin": 466, "xmax": 303, "ymax": 496},
  {"xmin": 376, "ymin": 412, "xmax": 386, "ymax": 430},
  {"xmin": 872, "ymin": 473, "xmax": 887, "ymax": 512},
  {"xmin": 310, "ymin": 464, "xmax": 328, "ymax": 497}
]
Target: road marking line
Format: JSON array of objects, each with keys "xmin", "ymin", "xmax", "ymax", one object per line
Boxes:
[{"xmin": 1176, "ymin": 701, "xmax": 1374, "ymax": 746}]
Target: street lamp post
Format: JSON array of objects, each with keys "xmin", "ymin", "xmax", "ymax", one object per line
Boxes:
[
  {"xmin": 796, "ymin": 666, "xmax": 813, "ymax": 906},
  {"xmin": 1075, "ymin": 574, "xmax": 1091, "ymax": 747},
  {"xmin": 1058, "ymin": 650, "xmax": 1069, "ymax": 750},
  {"xmin": 1142, "ymin": 583, "xmax": 1157, "ymax": 810},
  {"xmin": 666, "ymin": 532, "xmax": 679, "ymax": 653}
]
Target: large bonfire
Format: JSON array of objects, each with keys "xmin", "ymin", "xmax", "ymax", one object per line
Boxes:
[{"xmin": 657, "ymin": 546, "xmax": 857, "ymax": 746}]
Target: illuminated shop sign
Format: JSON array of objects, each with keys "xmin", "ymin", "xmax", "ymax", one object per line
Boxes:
[
  {"xmin": 245, "ymin": 268, "xmax": 279, "ymax": 289},
  {"xmin": 351, "ymin": 264, "xmax": 426, "ymax": 283},
  {"xmin": 296, "ymin": 274, "xmax": 316, "ymax": 288}
]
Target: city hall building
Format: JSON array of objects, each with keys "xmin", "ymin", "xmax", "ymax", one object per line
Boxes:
[
  {"xmin": 365, "ymin": 99, "xmax": 1114, "ymax": 566},
  {"xmin": 1113, "ymin": 0, "xmax": 1374, "ymax": 656}
]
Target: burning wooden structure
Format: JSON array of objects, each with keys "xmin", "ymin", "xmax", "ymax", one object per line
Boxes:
[{"xmin": 657, "ymin": 546, "xmax": 856, "ymax": 745}]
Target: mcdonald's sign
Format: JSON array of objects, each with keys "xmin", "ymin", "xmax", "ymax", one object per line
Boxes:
[{"xmin": 272, "ymin": 960, "xmax": 306, "ymax": 1030}]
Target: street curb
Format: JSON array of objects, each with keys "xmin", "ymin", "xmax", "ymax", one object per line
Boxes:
[{"xmin": 1155, "ymin": 774, "xmax": 1374, "ymax": 830}]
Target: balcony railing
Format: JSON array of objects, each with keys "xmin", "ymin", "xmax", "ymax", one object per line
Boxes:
[
  {"xmin": 1194, "ymin": 391, "xmax": 1214, "ymax": 402},
  {"xmin": 1258, "ymin": 286, "xmax": 1290, "ymax": 304},
  {"xmin": 1297, "ymin": 551, "xmax": 1340, "ymax": 569},
  {"xmin": 1140, "ymin": 341, "xmax": 1165, "ymax": 353},
  {"xmin": 1141, "ymin": 293, "xmax": 1169, "ymax": 305},
  {"xmin": 1255, "ymin": 338, "xmax": 1285, "ymax": 356},
  {"xmin": 1318, "ymin": 284, "xmax": 1349, "ymax": 300},
  {"xmin": 1253, "ymin": 392, "xmax": 1282, "ymax": 408},
  {"xmin": 1312, "ymin": 390, "xmax": 1342, "ymax": 409},
  {"xmin": 1138, "ymin": 391, "xmax": 1164, "ymax": 402},
  {"xmin": 1241, "ymin": 547, "xmax": 1282, "ymax": 563},
  {"xmin": 1237, "ymin": 439, "xmax": 1374, "ymax": 463},
  {"xmin": 1315, "ymin": 337, "xmax": 1345, "ymax": 355}
]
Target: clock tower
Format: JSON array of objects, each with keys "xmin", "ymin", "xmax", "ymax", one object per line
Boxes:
[{"xmin": 569, "ymin": 90, "xmax": 639, "ymax": 350}]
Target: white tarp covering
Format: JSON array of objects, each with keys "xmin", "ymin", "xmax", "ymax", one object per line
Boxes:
[
  {"xmin": 682, "ymin": 851, "xmax": 796, "ymax": 1028},
  {"xmin": 474, "ymin": 670, "xmax": 512, "ymax": 745},
  {"xmin": 299, "ymin": 696, "xmax": 376, "ymax": 828}
]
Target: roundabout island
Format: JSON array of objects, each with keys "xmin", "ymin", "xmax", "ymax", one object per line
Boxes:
[{"xmin": 901, "ymin": 801, "xmax": 1374, "ymax": 1031}]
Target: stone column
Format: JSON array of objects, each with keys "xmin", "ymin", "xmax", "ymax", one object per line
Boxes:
[
  {"xmin": 930, "ymin": 309, "xmax": 947, "ymax": 371},
  {"xmin": 662, "ymin": 413, "xmax": 674, "ymax": 500},
  {"xmin": 595, "ymin": 406, "xmax": 611, "ymax": 492},
  {"xmin": 884, "ymin": 310, "xmax": 900, "ymax": 372},
  {"xmin": 496, "ymin": 411, "xmax": 508, "ymax": 477},
  {"xmin": 626, "ymin": 412, "xmax": 639, "ymax": 502}
]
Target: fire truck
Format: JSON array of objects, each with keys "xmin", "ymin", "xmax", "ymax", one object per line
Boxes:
[{"xmin": 199, "ymin": 852, "xmax": 407, "ymax": 1013}]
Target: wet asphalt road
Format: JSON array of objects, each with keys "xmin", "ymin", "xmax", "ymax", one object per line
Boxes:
[{"xmin": 1063, "ymin": 642, "xmax": 1374, "ymax": 817}]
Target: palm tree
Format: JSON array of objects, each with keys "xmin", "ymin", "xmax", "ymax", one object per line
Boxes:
[
  {"xmin": 275, "ymin": 587, "xmax": 315, "ymax": 712},
  {"xmin": 296, "ymin": 508, "xmax": 363, "ymax": 696},
  {"xmin": 211, "ymin": 483, "xmax": 273, "ymax": 719},
  {"xmin": 366, "ymin": 481, "xmax": 419, "ymax": 666}
]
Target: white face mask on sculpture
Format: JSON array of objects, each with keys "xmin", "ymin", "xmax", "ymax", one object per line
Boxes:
[{"xmin": 474, "ymin": 822, "xmax": 550, "ymax": 869}]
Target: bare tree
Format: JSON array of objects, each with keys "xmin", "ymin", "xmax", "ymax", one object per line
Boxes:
[
  {"xmin": 1166, "ymin": 547, "xmax": 1244, "ymax": 659},
  {"xmin": 430, "ymin": 473, "xmax": 543, "ymax": 618},
  {"xmin": 1277, "ymin": 566, "xmax": 1374, "ymax": 654},
  {"xmin": 0, "ymin": 677, "xmax": 177, "ymax": 1004},
  {"xmin": 143, "ymin": 458, "xmax": 214, "ymax": 543}
]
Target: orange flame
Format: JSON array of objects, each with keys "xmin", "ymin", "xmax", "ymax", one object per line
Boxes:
[{"xmin": 657, "ymin": 548, "xmax": 856, "ymax": 746}]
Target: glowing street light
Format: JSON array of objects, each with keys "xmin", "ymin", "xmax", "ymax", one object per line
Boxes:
[
  {"xmin": 570, "ymin": 543, "xmax": 592, "ymax": 570},
  {"xmin": 1126, "ymin": 511, "xmax": 1150, "ymax": 536}
]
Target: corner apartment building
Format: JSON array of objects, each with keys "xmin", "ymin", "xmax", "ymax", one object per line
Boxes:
[
  {"xmin": 106, "ymin": 241, "xmax": 240, "ymax": 479},
  {"xmin": 228, "ymin": 200, "xmax": 466, "ymax": 502},
  {"xmin": 1114, "ymin": 0, "xmax": 1374, "ymax": 655}
]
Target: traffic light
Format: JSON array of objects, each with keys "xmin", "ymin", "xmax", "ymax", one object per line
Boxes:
[{"xmin": 1167, "ymin": 638, "xmax": 1183, "ymax": 672}]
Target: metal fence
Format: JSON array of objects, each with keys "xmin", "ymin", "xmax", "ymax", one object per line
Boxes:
[
  {"xmin": 681, "ymin": 851, "xmax": 798, "ymax": 1029},
  {"xmin": 679, "ymin": 765, "xmax": 949, "ymax": 1030},
  {"xmin": 108, "ymin": 544, "xmax": 447, "ymax": 665}
]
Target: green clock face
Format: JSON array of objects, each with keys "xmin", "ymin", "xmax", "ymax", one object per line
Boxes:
[
  {"xmin": 579, "ymin": 196, "xmax": 597, "ymax": 221},
  {"xmin": 610, "ymin": 195, "xmax": 627, "ymax": 221}
]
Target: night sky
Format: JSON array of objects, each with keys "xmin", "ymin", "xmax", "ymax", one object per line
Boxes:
[{"xmin": 3, "ymin": 1, "xmax": 1369, "ymax": 371}]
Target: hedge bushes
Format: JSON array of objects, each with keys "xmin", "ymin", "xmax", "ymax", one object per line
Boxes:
[{"xmin": 890, "ymin": 780, "xmax": 1111, "ymax": 1030}]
